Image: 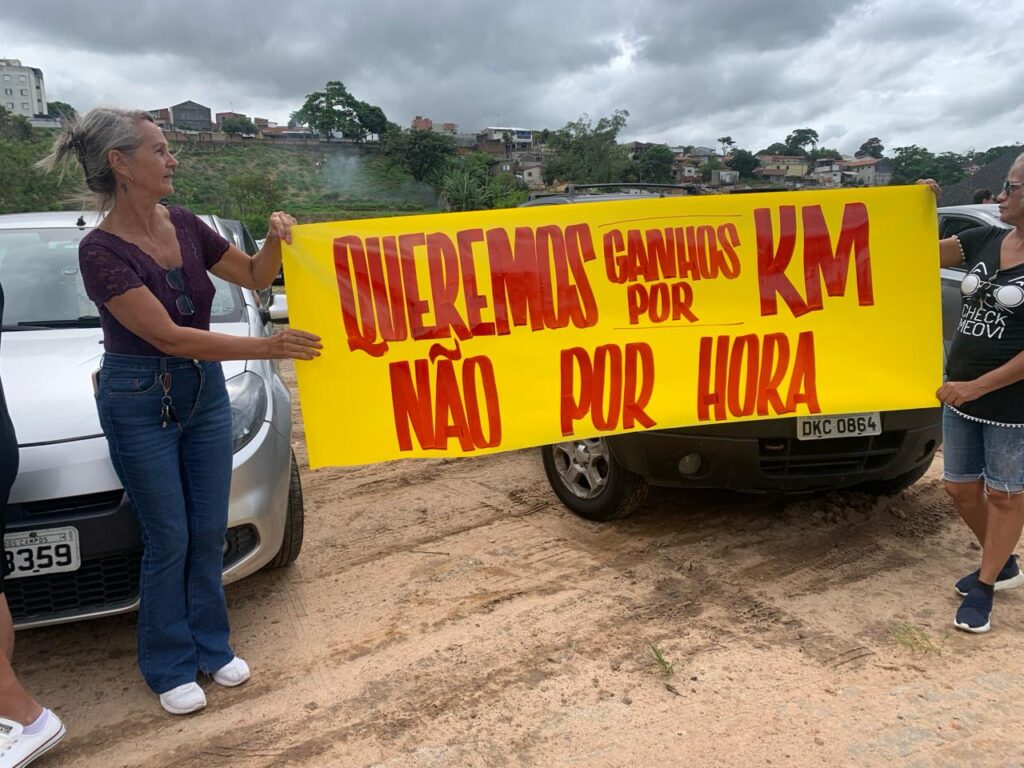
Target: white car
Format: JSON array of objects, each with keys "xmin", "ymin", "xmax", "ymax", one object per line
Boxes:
[{"xmin": 0, "ymin": 211, "xmax": 302, "ymax": 628}]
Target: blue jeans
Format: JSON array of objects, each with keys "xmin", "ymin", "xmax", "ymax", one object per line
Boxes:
[
  {"xmin": 943, "ymin": 406, "xmax": 1024, "ymax": 493},
  {"xmin": 96, "ymin": 353, "xmax": 234, "ymax": 693}
]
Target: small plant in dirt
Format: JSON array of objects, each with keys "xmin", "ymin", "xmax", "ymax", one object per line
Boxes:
[
  {"xmin": 649, "ymin": 644, "xmax": 675, "ymax": 675},
  {"xmin": 892, "ymin": 623, "xmax": 944, "ymax": 654}
]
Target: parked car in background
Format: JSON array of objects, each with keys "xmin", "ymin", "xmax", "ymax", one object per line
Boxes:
[
  {"xmin": 0, "ymin": 210, "xmax": 301, "ymax": 628},
  {"xmin": 252, "ymin": 236, "xmax": 284, "ymax": 286},
  {"xmin": 938, "ymin": 204, "xmax": 1011, "ymax": 354},
  {"xmin": 522, "ymin": 189, "xmax": 943, "ymax": 520}
]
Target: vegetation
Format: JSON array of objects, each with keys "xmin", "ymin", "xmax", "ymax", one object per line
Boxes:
[
  {"xmin": 292, "ymin": 81, "xmax": 389, "ymax": 142},
  {"xmin": 0, "ymin": 107, "xmax": 437, "ymax": 230},
  {"xmin": 437, "ymin": 151, "xmax": 527, "ymax": 211},
  {"xmin": 636, "ymin": 144, "xmax": 675, "ymax": 183},
  {"xmin": 0, "ymin": 108, "xmax": 82, "ymax": 213},
  {"xmin": 165, "ymin": 142, "xmax": 437, "ymax": 232},
  {"xmin": 727, "ymin": 148, "xmax": 760, "ymax": 178},
  {"xmin": 382, "ymin": 126, "xmax": 459, "ymax": 183},
  {"xmin": 890, "ymin": 145, "xmax": 966, "ymax": 186},
  {"xmin": 856, "ymin": 137, "xmax": 885, "ymax": 159},
  {"xmin": 221, "ymin": 115, "xmax": 258, "ymax": 136},
  {"xmin": 649, "ymin": 643, "xmax": 675, "ymax": 675},
  {"xmin": 46, "ymin": 100, "xmax": 77, "ymax": 123},
  {"xmin": 542, "ymin": 110, "xmax": 636, "ymax": 185}
]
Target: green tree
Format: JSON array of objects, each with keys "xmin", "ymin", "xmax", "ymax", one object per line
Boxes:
[
  {"xmin": 890, "ymin": 146, "xmax": 964, "ymax": 186},
  {"xmin": 221, "ymin": 115, "xmax": 258, "ymax": 135},
  {"xmin": 809, "ymin": 146, "xmax": 842, "ymax": 162},
  {"xmin": 762, "ymin": 141, "xmax": 803, "ymax": 156},
  {"xmin": 353, "ymin": 101, "xmax": 388, "ymax": 140},
  {"xmin": 727, "ymin": 149, "xmax": 760, "ymax": 178},
  {"xmin": 717, "ymin": 136, "xmax": 736, "ymax": 155},
  {"xmin": 636, "ymin": 144, "xmax": 675, "ymax": 183},
  {"xmin": 786, "ymin": 128, "xmax": 819, "ymax": 151},
  {"xmin": 855, "ymin": 137, "xmax": 884, "ymax": 159},
  {"xmin": 891, "ymin": 145, "xmax": 935, "ymax": 184},
  {"xmin": 542, "ymin": 110, "xmax": 634, "ymax": 185},
  {"xmin": 294, "ymin": 81, "xmax": 388, "ymax": 142},
  {"xmin": 383, "ymin": 126, "xmax": 458, "ymax": 183},
  {"xmin": 700, "ymin": 156, "xmax": 723, "ymax": 182},
  {"xmin": 46, "ymin": 101, "xmax": 77, "ymax": 123}
]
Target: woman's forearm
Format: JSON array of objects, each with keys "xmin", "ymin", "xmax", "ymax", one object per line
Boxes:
[
  {"xmin": 249, "ymin": 239, "xmax": 283, "ymax": 290},
  {"xmin": 153, "ymin": 325, "xmax": 269, "ymax": 361},
  {"xmin": 975, "ymin": 350, "xmax": 1024, "ymax": 395}
]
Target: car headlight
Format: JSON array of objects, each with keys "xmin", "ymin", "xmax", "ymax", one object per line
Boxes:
[{"xmin": 226, "ymin": 371, "xmax": 268, "ymax": 453}]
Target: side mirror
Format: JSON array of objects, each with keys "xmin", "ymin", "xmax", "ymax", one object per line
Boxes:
[
  {"xmin": 258, "ymin": 287, "xmax": 274, "ymax": 308},
  {"xmin": 269, "ymin": 293, "xmax": 289, "ymax": 323}
]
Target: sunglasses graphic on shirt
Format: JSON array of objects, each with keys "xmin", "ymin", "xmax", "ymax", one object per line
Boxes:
[
  {"xmin": 961, "ymin": 267, "xmax": 1024, "ymax": 310},
  {"xmin": 165, "ymin": 267, "xmax": 194, "ymax": 316}
]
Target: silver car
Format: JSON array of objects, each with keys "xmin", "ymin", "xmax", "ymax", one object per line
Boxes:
[
  {"xmin": 938, "ymin": 204, "xmax": 1011, "ymax": 352},
  {"xmin": 0, "ymin": 210, "xmax": 303, "ymax": 629}
]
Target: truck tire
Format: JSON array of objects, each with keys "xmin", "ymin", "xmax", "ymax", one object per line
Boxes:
[{"xmin": 541, "ymin": 439, "xmax": 649, "ymax": 521}]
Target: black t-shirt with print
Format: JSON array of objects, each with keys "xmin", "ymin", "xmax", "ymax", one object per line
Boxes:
[{"xmin": 946, "ymin": 226, "xmax": 1024, "ymax": 425}]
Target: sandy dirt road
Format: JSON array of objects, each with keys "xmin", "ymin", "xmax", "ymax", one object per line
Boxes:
[{"xmin": 16, "ymin": 363, "xmax": 1024, "ymax": 767}]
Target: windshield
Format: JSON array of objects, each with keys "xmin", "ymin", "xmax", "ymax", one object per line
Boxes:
[{"xmin": 0, "ymin": 227, "xmax": 243, "ymax": 327}]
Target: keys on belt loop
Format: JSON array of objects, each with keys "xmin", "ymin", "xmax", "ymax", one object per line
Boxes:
[{"xmin": 159, "ymin": 371, "xmax": 178, "ymax": 429}]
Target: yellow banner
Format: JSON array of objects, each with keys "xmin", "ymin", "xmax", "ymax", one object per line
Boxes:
[{"xmin": 284, "ymin": 186, "xmax": 942, "ymax": 468}]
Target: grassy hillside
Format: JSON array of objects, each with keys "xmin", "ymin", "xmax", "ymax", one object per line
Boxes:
[
  {"xmin": 166, "ymin": 141, "xmax": 440, "ymax": 233},
  {"xmin": 1, "ymin": 126, "xmax": 439, "ymax": 233}
]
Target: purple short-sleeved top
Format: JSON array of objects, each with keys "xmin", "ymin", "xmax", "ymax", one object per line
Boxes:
[{"xmin": 79, "ymin": 205, "xmax": 231, "ymax": 356}]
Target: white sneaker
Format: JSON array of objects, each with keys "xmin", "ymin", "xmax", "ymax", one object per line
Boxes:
[
  {"xmin": 159, "ymin": 683, "xmax": 207, "ymax": 715},
  {"xmin": 212, "ymin": 657, "xmax": 250, "ymax": 687},
  {"xmin": 0, "ymin": 711, "xmax": 66, "ymax": 768}
]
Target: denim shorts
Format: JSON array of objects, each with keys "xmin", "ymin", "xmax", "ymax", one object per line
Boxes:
[{"xmin": 943, "ymin": 406, "xmax": 1024, "ymax": 493}]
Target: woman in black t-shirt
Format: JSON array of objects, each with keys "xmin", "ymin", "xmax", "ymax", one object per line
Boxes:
[{"xmin": 924, "ymin": 153, "xmax": 1024, "ymax": 634}]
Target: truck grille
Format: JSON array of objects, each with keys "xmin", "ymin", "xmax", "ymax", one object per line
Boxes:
[{"xmin": 759, "ymin": 432, "xmax": 903, "ymax": 478}]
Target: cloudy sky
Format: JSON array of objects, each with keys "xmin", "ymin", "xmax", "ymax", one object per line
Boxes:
[{"xmin": 2, "ymin": 0, "xmax": 1022, "ymax": 155}]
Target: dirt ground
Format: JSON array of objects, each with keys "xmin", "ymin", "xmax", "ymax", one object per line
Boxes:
[{"xmin": 16, "ymin": 362, "xmax": 1024, "ymax": 767}]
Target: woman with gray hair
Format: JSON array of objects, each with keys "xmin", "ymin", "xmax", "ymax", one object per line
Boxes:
[
  {"xmin": 922, "ymin": 151, "xmax": 1024, "ymax": 633},
  {"xmin": 40, "ymin": 107, "xmax": 321, "ymax": 714}
]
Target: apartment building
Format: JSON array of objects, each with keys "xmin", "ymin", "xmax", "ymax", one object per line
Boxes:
[{"xmin": 0, "ymin": 58, "xmax": 46, "ymax": 118}]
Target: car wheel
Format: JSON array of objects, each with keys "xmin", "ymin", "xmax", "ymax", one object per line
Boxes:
[
  {"xmin": 264, "ymin": 450, "xmax": 305, "ymax": 569},
  {"xmin": 541, "ymin": 438, "xmax": 649, "ymax": 521},
  {"xmin": 860, "ymin": 457, "xmax": 933, "ymax": 496}
]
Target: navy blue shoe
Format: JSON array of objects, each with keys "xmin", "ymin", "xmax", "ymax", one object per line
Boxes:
[
  {"xmin": 954, "ymin": 585, "xmax": 993, "ymax": 633},
  {"xmin": 954, "ymin": 554, "xmax": 1024, "ymax": 597}
]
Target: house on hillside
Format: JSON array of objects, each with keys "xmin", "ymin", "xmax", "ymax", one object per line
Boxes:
[
  {"xmin": 672, "ymin": 155, "xmax": 701, "ymax": 183},
  {"xmin": 478, "ymin": 127, "xmax": 535, "ymax": 152},
  {"xmin": 842, "ymin": 157, "xmax": 892, "ymax": 186},
  {"xmin": 170, "ymin": 101, "xmax": 213, "ymax": 132},
  {"xmin": 755, "ymin": 154, "xmax": 809, "ymax": 178}
]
